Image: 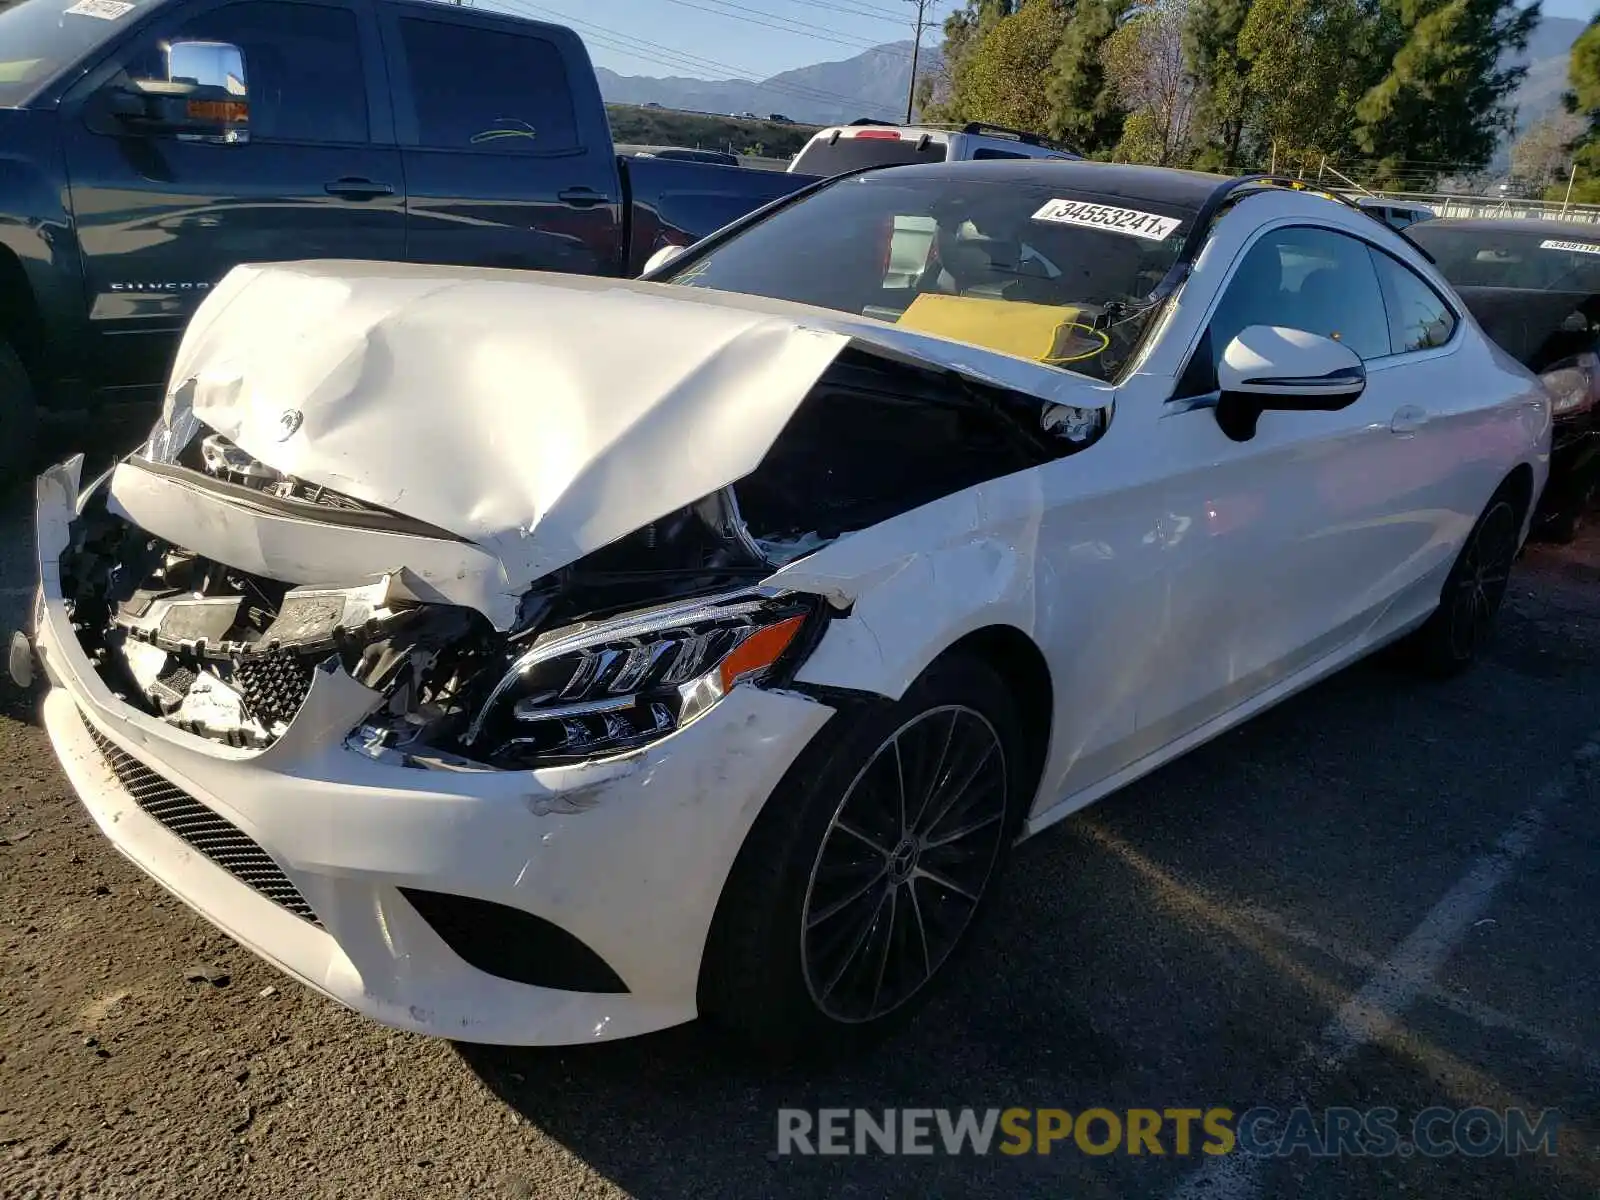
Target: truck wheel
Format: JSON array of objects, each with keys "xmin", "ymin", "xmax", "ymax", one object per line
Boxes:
[{"xmin": 0, "ymin": 340, "xmax": 37, "ymax": 492}]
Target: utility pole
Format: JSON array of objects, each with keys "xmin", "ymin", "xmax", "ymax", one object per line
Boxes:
[
  {"xmin": 1562, "ymin": 162, "xmax": 1577, "ymax": 216},
  {"xmin": 905, "ymin": 0, "xmax": 931, "ymax": 124}
]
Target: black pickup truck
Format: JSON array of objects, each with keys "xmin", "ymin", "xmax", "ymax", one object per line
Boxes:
[{"xmin": 0, "ymin": 0, "xmax": 818, "ymax": 479}]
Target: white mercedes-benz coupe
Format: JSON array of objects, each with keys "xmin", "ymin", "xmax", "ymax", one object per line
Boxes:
[{"xmin": 24, "ymin": 161, "xmax": 1550, "ymax": 1056}]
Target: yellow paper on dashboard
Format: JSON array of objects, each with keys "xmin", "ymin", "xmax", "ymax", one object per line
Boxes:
[{"xmin": 895, "ymin": 293, "xmax": 1104, "ymax": 364}]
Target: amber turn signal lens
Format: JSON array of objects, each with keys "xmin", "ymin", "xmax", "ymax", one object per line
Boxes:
[{"xmin": 718, "ymin": 614, "xmax": 807, "ymax": 692}]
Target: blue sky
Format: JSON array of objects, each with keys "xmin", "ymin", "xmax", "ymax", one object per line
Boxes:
[{"xmin": 483, "ymin": 0, "xmax": 1592, "ymax": 82}]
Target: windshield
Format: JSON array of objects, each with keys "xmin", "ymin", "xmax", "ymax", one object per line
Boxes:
[
  {"xmin": 0, "ymin": 0, "xmax": 161, "ymax": 106},
  {"xmin": 1408, "ymin": 225, "xmax": 1600, "ymax": 292},
  {"xmin": 664, "ymin": 170, "xmax": 1194, "ymax": 382},
  {"xmin": 791, "ymin": 134, "xmax": 948, "ymax": 176}
]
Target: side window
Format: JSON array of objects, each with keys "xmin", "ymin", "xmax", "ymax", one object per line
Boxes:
[
  {"xmin": 1371, "ymin": 252, "xmax": 1456, "ymax": 353},
  {"xmin": 127, "ymin": 2, "xmax": 368, "ymax": 144},
  {"xmin": 971, "ymin": 147, "xmax": 1030, "ymax": 160},
  {"xmin": 398, "ymin": 18, "xmax": 579, "ymax": 154},
  {"xmin": 1203, "ymin": 226, "xmax": 1391, "ymax": 381}
]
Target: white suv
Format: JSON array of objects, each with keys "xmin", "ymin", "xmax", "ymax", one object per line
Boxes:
[{"xmin": 788, "ymin": 120, "xmax": 1079, "ymax": 176}]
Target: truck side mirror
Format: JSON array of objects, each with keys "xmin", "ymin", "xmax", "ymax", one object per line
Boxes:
[{"xmin": 112, "ymin": 39, "xmax": 250, "ymax": 144}]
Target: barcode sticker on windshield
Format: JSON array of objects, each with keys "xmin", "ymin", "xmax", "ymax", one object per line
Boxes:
[
  {"xmin": 64, "ymin": 0, "xmax": 135, "ymax": 18},
  {"xmin": 1031, "ymin": 199, "xmax": 1182, "ymax": 242},
  {"xmin": 1540, "ymin": 238, "xmax": 1600, "ymax": 255}
]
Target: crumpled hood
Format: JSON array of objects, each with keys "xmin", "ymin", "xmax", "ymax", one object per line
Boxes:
[{"xmin": 154, "ymin": 260, "xmax": 1109, "ymax": 590}]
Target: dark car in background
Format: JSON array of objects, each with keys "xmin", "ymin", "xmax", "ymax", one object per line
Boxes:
[
  {"xmin": 1355, "ymin": 196, "xmax": 1436, "ymax": 231},
  {"xmin": 0, "ymin": 0, "xmax": 818, "ymax": 482},
  {"xmin": 1409, "ymin": 217, "xmax": 1600, "ymax": 540},
  {"xmin": 634, "ymin": 147, "xmax": 742, "ymax": 167}
]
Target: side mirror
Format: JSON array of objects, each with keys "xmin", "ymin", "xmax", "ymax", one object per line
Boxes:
[
  {"xmin": 112, "ymin": 39, "xmax": 250, "ymax": 144},
  {"xmin": 641, "ymin": 243, "xmax": 687, "ymax": 277},
  {"xmin": 1214, "ymin": 325, "xmax": 1366, "ymax": 442}
]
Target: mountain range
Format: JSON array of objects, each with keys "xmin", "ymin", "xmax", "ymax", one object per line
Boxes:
[
  {"xmin": 595, "ymin": 41, "xmax": 939, "ymax": 126},
  {"xmin": 597, "ymin": 17, "xmax": 1588, "ymax": 141}
]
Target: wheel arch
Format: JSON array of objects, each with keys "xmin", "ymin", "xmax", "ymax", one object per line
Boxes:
[
  {"xmin": 1501, "ymin": 461, "xmax": 1535, "ymax": 526},
  {"xmin": 924, "ymin": 623, "xmax": 1054, "ymax": 821},
  {"xmin": 0, "ymin": 244, "xmax": 46, "ymax": 380}
]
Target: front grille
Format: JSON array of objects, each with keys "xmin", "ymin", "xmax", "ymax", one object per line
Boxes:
[
  {"xmin": 77, "ymin": 711, "xmax": 322, "ymax": 927},
  {"xmin": 232, "ymin": 652, "xmax": 315, "ymax": 728}
]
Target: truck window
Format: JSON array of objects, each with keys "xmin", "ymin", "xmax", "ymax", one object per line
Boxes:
[
  {"xmin": 397, "ymin": 18, "xmax": 579, "ymax": 154},
  {"xmin": 119, "ymin": 1, "xmax": 367, "ymax": 144}
]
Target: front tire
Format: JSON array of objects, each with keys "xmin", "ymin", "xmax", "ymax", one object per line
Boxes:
[
  {"xmin": 1401, "ymin": 491, "xmax": 1521, "ymax": 677},
  {"xmin": 699, "ymin": 654, "xmax": 1027, "ymax": 1059}
]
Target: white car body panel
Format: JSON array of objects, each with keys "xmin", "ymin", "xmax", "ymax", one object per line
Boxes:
[
  {"xmin": 29, "ymin": 183, "xmax": 1551, "ymax": 1045},
  {"xmin": 36, "ymin": 457, "xmax": 837, "ymax": 1045},
  {"xmin": 151, "ymin": 261, "xmax": 1111, "ymax": 627},
  {"xmin": 106, "ymin": 457, "xmax": 527, "ymax": 628}
]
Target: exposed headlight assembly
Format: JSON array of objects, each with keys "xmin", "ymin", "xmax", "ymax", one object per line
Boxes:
[
  {"xmin": 1540, "ymin": 352, "xmax": 1599, "ymax": 418},
  {"xmin": 462, "ymin": 588, "xmax": 821, "ymax": 766}
]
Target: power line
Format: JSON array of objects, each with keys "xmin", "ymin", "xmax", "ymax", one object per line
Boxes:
[
  {"xmin": 905, "ymin": 0, "xmax": 930, "ymax": 122},
  {"xmin": 655, "ymin": 0, "xmax": 914, "ymax": 57},
  {"xmin": 785, "ymin": 0, "xmax": 914, "ymax": 26},
  {"xmin": 496, "ymin": 0, "xmax": 889, "ymax": 110}
]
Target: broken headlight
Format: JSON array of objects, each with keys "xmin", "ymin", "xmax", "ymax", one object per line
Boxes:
[
  {"xmin": 1541, "ymin": 353, "xmax": 1599, "ymax": 418},
  {"xmin": 461, "ymin": 588, "xmax": 820, "ymax": 766}
]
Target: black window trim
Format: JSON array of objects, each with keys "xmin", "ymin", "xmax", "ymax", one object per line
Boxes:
[{"xmin": 1363, "ymin": 239, "xmax": 1461, "ymax": 363}]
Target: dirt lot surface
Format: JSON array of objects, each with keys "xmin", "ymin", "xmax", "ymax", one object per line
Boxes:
[{"xmin": 1, "ymin": 481, "xmax": 1598, "ymax": 1200}]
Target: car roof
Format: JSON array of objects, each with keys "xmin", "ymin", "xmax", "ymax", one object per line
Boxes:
[
  {"xmin": 849, "ymin": 159, "xmax": 1232, "ymax": 209},
  {"xmin": 1413, "ymin": 217, "xmax": 1600, "ymax": 237}
]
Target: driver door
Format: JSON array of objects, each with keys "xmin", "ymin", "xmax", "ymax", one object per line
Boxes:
[
  {"xmin": 58, "ymin": 0, "xmax": 403, "ymax": 399},
  {"xmin": 1138, "ymin": 224, "xmax": 1429, "ymax": 744}
]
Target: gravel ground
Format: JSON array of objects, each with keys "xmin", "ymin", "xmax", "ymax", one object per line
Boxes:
[{"xmin": 1, "ymin": 478, "xmax": 1598, "ymax": 1200}]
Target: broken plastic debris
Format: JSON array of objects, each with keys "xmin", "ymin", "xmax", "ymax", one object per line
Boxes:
[{"xmin": 7, "ymin": 632, "xmax": 32, "ymax": 690}]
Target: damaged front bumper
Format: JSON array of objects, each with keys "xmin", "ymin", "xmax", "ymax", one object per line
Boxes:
[{"xmin": 32, "ymin": 457, "xmax": 836, "ymax": 1045}]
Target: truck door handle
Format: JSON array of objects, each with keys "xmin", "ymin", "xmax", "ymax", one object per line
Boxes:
[
  {"xmin": 558, "ymin": 187, "xmax": 606, "ymax": 208},
  {"xmin": 1390, "ymin": 405, "xmax": 1429, "ymax": 436},
  {"xmin": 324, "ymin": 178, "xmax": 395, "ymax": 199}
]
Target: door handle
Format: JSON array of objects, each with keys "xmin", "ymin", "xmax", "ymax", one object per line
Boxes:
[
  {"xmin": 1390, "ymin": 405, "xmax": 1429, "ymax": 436},
  {"xmin": 324, "ymin": 178, "xmax": 395, "ymax": 198},
  {"xmin": 558, "ymin": 187, "xmax": 606, "ymax": 208}
]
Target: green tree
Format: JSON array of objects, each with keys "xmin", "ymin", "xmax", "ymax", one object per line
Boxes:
[
  {"xmin": 1238, "ymin": 0, "xmax": 1368, "ymax": 173},
  {"xmin": 958, "ymin": 0, "xmax": 1072, "ymax": 132},
  {"xmin": 1563, "ymin": 16, "xmax": 1600, "ymax": 202},
  {"xmin": 1354, "ymin": 0, "xmax": 1540, "ymax": 189},
  {"xmin": 1103, "ymin": 0, "xmax": 1201, "ymax": 165},
  {"xmin": 1047, "ymin": 0, "xmax": 1134, "ymax": 154},
  {"xmin": 1184, "ymin": 0, "xmax": 1255, "ymax": 170},
  {"xmin": 920, "ymin": 0, "xmax": 1019, "ymax": 121}
]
